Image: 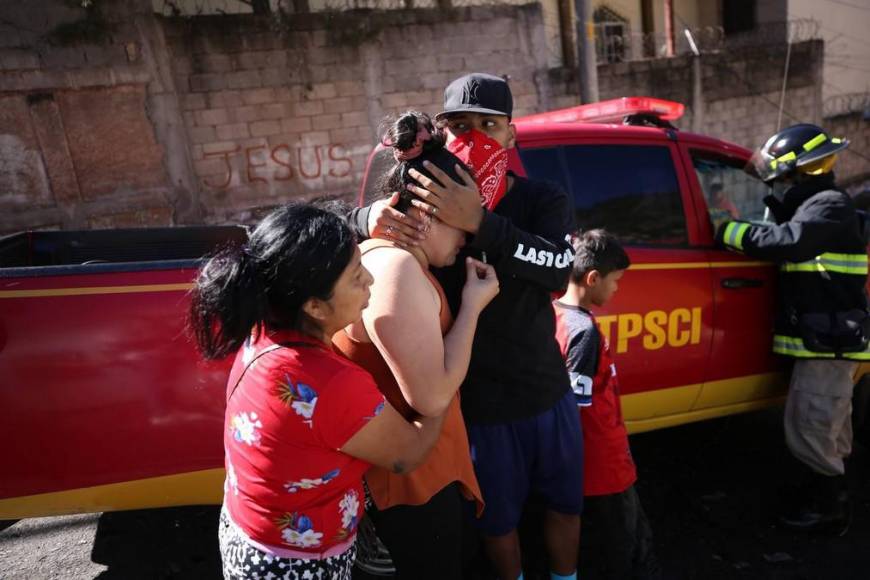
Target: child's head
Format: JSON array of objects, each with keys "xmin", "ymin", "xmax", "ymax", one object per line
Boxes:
[{"xmin": 570, "ymin": 229, "xmax": 630, "ymax": 307}]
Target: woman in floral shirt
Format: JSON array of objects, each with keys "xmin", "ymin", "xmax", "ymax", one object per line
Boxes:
[{"xmin": 189, "ymin": 204, "xmax": 444, "ymax": 579}]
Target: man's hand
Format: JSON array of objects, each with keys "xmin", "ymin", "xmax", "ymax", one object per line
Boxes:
[
  {"xmin": 406, "ymin": 162, "xmax": 485, "ymax": 234},
  {"xmin": 368, "ymin": 192, "xmax": 430, "ymax": 247}
]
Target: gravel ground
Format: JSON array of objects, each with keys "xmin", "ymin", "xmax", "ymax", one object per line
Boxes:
[{"xmin": 2, "ymin": 407, "xmax": 868, "ymax": 579}]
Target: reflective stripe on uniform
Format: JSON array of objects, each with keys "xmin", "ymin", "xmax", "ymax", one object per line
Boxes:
[
  {"xmin": 773, "ymin": 334, "xmax": 870, "ymax": 360},
  {"xmin": 780, "ymin": 252, "xmax": 869, "ymax": 275},
  {"xmin": 723, "ymin": 222, "xmax": 750, "ymax": 251}
]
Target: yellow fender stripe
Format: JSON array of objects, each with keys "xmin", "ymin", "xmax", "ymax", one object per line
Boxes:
[
  {"xmin": 0, "ymin": 468, "xmax": 225, "ymax": 520},
  {"xmin": 0, "ymin": 283, "xmax": 193, "ymax": 299}
]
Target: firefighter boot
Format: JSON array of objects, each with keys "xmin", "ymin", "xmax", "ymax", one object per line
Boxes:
[{"xmin": 779, "ymin": 473, "xmax": 851, "ymax": 536}]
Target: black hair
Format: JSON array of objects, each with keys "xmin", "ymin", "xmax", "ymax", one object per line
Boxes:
[
  {"xmin": 188, "ymin": 203, "xmax": 355, "ymax": 360},
  {"xmin": 570, "ymin": 229, "xmax": 630, "ymax": 282},
  {"xmin": 380, "ymin": 111, "xmax": 469, "ymax": 212}
]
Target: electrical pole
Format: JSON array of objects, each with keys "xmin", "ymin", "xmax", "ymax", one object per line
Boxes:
[
  {"xmin": 664, "ymin": 0, "xmax": 675, "ymax": 57},
  {"xmin": 574, "ymin": 0, "xmax": 599, "ymax": 103}
]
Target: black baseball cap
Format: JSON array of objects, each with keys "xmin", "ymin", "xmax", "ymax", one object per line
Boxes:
[{"xmin": 435, "ymin": 73, "xmax": 513, "ymax": 120}]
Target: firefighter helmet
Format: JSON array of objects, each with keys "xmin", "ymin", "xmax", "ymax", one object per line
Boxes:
[{"xmin": 747, "ymin": 123, "xmax": 850, "ymax": 183}]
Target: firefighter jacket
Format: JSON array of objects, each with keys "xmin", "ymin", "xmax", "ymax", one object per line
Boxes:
[{"xmin": 717, "ymin": 173, "xmax": 870, "ymax": 360}]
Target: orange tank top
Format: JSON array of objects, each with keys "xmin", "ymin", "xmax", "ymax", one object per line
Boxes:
[{"xmin": 333, "ymin": 239, "xmax": 483, "ymax": 514}]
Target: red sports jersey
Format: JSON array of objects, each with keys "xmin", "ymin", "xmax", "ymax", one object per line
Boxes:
[
  {"xmin": 554, "ymin": 302, "xmax": 637, "ymax": 496},
  {"xmin": 223, "ymin": 329, "xmax": 385, "ymax": 557}
]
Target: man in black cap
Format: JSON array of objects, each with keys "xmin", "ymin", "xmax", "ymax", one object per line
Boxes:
[{"xmin": 352, "ymin": 73, "xmax": 582, "ymax": 580}]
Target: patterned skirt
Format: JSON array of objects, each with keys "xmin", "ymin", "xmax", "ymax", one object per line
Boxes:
[{"xmin": 218, "ymin": 506, "xmax": 356, "ymax": 580}]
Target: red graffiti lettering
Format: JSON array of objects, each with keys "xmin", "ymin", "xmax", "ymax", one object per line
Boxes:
[
  {"xmin": 246, "ymin": 146, "xmax": 268, "ymax": 184},
  {"xmin": 202, "ymin": 143, "xmax": 356, "ymax": 188},
  {"xmin": 297, "ymin": 146, "xmax": 322, "ymax": 179},
  {"xmin": 271, "ymin": 145, "xmax": 295, "ymax": 181},
  {"xmin": 328, "ymin": 145, "xmax": 353, "ymax": 178},
  {"xmin": 202, "ymin": 145, "xmax": 239, "ymax": 189}
]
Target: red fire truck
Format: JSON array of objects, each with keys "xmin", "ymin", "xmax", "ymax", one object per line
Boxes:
[{"xmin": 0, "ymin": 97, "xmax": 860, "ymax": 520}]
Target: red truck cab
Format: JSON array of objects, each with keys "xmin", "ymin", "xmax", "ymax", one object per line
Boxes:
[
  {"xmin": 360, "ymin": 98, "xmax": 788, "ymax": 433},
  {"xmin": 0, "ymin": 97, "xmax": 812, "ymax": 520}
]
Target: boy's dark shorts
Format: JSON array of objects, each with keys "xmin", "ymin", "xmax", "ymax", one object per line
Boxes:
[{"xmin": 467, "ymin": 389, "xmax": 584, "ymax": 536}]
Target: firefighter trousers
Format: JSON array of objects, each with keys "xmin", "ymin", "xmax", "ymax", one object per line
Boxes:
[{"xmin": 784, "ymin": 359, "xmax": 858, "ymax": 476}]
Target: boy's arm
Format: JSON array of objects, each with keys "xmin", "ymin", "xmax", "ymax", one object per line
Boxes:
[{"xmin": 565, "ymin": 324, "xmax": 600, "ymax": 407}]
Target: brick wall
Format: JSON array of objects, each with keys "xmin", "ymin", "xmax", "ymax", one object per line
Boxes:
[
  {"xmin": 548, "ymin": 40, "xmax": 827, "ymax": 155},
  {"xmin": 0, "ymin": 2, "xmax": 867, "ymax": 234},
  {"xmin": 0, "ymin": 0, "xmax": 195, "ymax": 233},
  {"xmin": 164, "ymin": 5, "xmax": 550, "ymax": 224},
  {"xmin": 827, "ymin": 112, "xmax": 870, "ymax": 191}
]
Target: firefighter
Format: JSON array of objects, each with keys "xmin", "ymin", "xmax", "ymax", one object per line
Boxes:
[{"xmin": 717, "ymin": 123, "xmax": 868, "ymax": 536}]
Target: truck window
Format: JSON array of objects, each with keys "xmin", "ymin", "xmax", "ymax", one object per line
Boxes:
[
  {"xmin": 690, "ymin": 152, "xmax": 771, "ymax": 231},
  {"xmin": 0, "ymin": 226, "xmax": 248, "ymax": 271},
  {"xmin": 361, "ymin": 147, "xmax": 395, "ymax": 207},
  {"xmin": 519, "ymin": 144, "xmax": 687, "ymax": 246}
]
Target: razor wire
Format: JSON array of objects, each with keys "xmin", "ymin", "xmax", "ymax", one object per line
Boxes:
[{"xmin": 153, "ymin": 0, "xmax": 515, "ymax": 17}]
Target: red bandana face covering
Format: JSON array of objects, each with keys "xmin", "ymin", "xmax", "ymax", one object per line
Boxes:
[{"xmin": 446, "ymin": 129, "xmax": 509, "ymax": 211}]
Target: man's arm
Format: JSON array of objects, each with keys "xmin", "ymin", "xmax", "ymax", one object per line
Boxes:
[
  {"xmin": 404, "ymin": 161, "xmax": 574, "ymax": 291},
  {"xmin": 347, "ymin": 193, "xmax": 429, "ymax": 247},
  {"xmin": 717, "ymin": 194, "xmax": 852, "ymax": 262},
  {"xmin": 347, "ymin": 205, "xmax": 372, "ymax": 241},
  {"xmin": 470, "ymin": 182, "xmax": 575, "ymax": 292}
]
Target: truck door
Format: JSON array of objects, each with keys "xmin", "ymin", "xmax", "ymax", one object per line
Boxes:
[
  {"xmin": 518, "ymin": 137, "xmax": 713, "ymax": 432},
  {"xmin": 679, "ymin": 144, "xmax": 786, "ymax": 413}
]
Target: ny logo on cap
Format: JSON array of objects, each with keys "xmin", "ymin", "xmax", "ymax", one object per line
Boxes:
[{"xmin": 464, "ymin": 79, "xmax": 481, "ymax": 104}]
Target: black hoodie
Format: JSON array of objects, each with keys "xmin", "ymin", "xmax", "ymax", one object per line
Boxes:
[{"xmin": 351, "ymin": 173, "xmax": 575, "ymax": 424}]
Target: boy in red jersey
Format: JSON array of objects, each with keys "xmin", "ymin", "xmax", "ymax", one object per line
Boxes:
[{"xmin": 554, "ymin": 229, "xmax": 661, "ymax": 580}]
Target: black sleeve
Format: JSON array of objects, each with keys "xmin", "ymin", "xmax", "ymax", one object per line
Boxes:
[
  {"xmin": 469, "ymin": 180, "xmax": 575, "ymax": 292},
  {"xmin": 565, "ymin": 325, "xmax": 599, "ymax": 407},
  {"xmin": 717, "ymin": 193, "xmax": 852, "ymax": 263},
  {"xmin": 346, "ymin": 206, "xmax": 371, "ymax": 242}
]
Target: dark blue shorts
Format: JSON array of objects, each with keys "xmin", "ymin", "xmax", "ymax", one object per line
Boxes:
[{"xmin": 467, "ymin": 389, "xmax": 584, "ymax": 535}]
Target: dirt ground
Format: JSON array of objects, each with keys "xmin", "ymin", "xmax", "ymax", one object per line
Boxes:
[{"xmin": 2, "ymin": 407, "xmax": 868, "ymax": 579}]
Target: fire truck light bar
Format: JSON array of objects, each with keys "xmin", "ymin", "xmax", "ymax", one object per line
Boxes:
[{"xmin": 520, "ymin": 97, "xmax": 685, "ymax": 124}]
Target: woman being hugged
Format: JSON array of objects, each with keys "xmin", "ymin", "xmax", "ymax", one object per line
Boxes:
[
  {"xmin": 189, "ymin": 203, "xmax": 444, "ymax": 580},
  {"xmin": 334, "ymin": 112, "xmax": 500, "ymax": 578}
]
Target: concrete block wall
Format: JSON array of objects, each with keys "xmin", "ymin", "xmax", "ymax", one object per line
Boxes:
[
  {"xmin": 1, "ymin": 2, "xmax": 866, "ymax": 234},
  {"xmin": 164, "ymin": 5, "xmax": 551, "ymax": 224},
  {"xmin": 0, "ymin": 0, "xmax": 176, "ymax": 233},
  {"xmin": 828, "ymin": 112, "xmax": 870, "ymax": 191},
  {"xmin": 547, "ymin": 41, "xmax": 827, "ymax": 157}
]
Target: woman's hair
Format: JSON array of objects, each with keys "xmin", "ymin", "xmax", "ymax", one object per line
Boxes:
[
  {"xmin": 188, "ymin": 203, "xmax": 355, "ymax": 360},
  {"xmin": 380, "ymin": 111, "xmax": 469, "ymax": 213}
]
